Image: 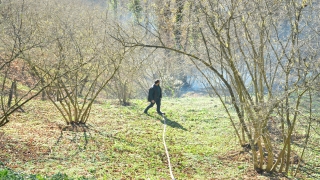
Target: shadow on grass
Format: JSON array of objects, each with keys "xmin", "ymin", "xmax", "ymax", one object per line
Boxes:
[
  {"xmin": 297, "ymin": 162, "xmax": 320, "ymax": 179},
  {"xmin": 159, "ymin": 116, "xmax": 187, "ymax": 131},
  {"xmin": 54, "ymin": 123, "xmax": 91, "ymax": 149},
  {"xmin": 279, "ymin": 140, "xmax": 320, "ymax": 179},
  {"xmin": 52, "ymin": 123, "xmax": 132, "ymax": 159},
  {"xmin": 146, "ymin": 113, "xmax": 187, "ymax": 131}
]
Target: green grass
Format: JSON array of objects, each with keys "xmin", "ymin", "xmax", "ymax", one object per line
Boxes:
[
  {"xmin": 0, "ymin": 96, "xmax": 319, "ymax": 179},
  {"xmin": 0, "ymin": 167, "xmax": 73, "ymax": 180}
]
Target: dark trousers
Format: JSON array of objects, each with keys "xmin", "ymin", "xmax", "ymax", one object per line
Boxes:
[{"xmin": 144, "ymin": 99, "xmax": 162, "ymax": 114}]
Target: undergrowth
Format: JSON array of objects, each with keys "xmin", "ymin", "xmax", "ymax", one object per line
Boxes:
[{"xmin": 0, "ymin": 97, "xmax": 319, "ymax": 179}]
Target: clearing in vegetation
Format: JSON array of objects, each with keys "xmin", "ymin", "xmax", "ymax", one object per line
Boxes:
[{"xmin": 0, "ymin": 97, "xmax": 319, "ymax": 179}]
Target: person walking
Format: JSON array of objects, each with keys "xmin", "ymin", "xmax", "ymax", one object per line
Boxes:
[{"xmin": 144, "ymin": 79, "xmax": 165, "ymax": 115}]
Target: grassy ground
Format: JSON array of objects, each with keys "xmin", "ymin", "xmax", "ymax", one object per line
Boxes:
[{"xmin": 0, "ymin": 96, "xmax": 319, "ymax": 179}]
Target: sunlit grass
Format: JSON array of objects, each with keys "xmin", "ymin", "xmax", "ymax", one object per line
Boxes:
[{"xmin": 0, "ymin": 96, "xmax": 319, "ymax": 179}]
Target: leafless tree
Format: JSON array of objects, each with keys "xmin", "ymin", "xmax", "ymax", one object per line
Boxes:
[
  {"xmin": 113, "ymin": 0, "xmax": 320, "ymax": 174},
  {"xmin": 29, "ymin": 0, "xmax": 123, "ymax": 125},
  {"xmin": 0, "ymin": 0, "xmax": 58, "ymax": 126},
  {"xmin": 0, "ymin": 0, "xmax": 125, "ymax": 126}
]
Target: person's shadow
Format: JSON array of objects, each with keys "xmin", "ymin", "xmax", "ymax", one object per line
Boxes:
[{"xmin": 158, "ymin": 116, "xmax": 187, "ymax": 131}]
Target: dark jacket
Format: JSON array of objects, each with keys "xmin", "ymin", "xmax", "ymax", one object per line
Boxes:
[{"xmin": 149, "ymin": 84, "xmax": 162, "ymax": 101}]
